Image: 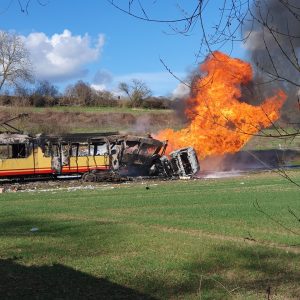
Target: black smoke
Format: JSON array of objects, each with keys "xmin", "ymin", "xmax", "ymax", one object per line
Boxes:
[{"xmin": 242, "ymin": 0, "xmax": 300, "ymax": 124}]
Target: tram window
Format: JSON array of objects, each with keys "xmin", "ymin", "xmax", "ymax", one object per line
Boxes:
[
  {"xmin": 0, "ymin": 144, "xmax": 27, "ymax": 159},
  {"xmin": 139, "ymin": 143, "xmax": 157, "ymax": 156},
  {"xmin": 124, "ymin": 141, "xmax": 140, "ymax": 155},
  {"xmin": 70, "ymin": 144, "xmax": 78, "ymax": 157},
  {"xmin": 12, "ymin": 144, "xmax": 27, "ymax": 158},
  {"xmin": 0, "ymin": 145, "xmax": 9, "ymax": 159},
  {"xmin": 78, "ymin": 144, "xmax": 89, "ymax": 156},
  {"xmin": 94, "ymin": 143, "xmax": 108, "ymax": 156},
  {"xmin": 89, "ymin": 144, "xmax": 95, "ymax": 156}
]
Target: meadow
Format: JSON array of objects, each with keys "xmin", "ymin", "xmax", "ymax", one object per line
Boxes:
[
  {"xmin": 0, "ymin": 171, "xmax": 299, "ymax": 299},
  {"xmin": 0, "ymin": 105, "xmax": 173, "ymax": 115}
]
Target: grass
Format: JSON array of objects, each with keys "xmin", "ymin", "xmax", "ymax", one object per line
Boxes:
[
  {"xmin": 0, "ymin": 171, "xmax": 299, "ymax": 299},
  {"xmin": 243, "ymin": 129, "xmax": 300, "ymax": 151},
  {"xmin": 0, "ymin": 105, "xmax": 173, "ymax": 115}
]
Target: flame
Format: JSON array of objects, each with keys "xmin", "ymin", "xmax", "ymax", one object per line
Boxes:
[{"xmin": 157, "ymin": 51, "xmax": 287, "ymax": 159}]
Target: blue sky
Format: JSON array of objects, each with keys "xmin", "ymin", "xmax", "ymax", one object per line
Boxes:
[{"xmin": 0, "ymin": 0, "xmax": 246, "ymax": 96}]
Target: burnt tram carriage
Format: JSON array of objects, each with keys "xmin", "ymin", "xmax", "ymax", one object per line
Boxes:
[{"xmin": 0, "ymin": 131, "xmax": 200, "ymax": 181}]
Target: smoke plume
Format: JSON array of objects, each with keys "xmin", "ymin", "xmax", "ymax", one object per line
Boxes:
[{"xmin": 243, "ymin": 0, "xmax": 300, "ymax": 124}]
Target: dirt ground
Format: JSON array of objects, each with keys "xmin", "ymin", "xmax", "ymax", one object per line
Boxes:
[{"xmin": 0, "ymin": 175, "xmax": 171, "ymax": 193}]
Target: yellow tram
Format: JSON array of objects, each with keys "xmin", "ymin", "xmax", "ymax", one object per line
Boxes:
[
  {"xmin": 0, "ymin": 132, "xmax": 171, "ymax": 180},
  {"xmin": 0, "ymin": 114, "xmax": 199, "ymax": 180}
]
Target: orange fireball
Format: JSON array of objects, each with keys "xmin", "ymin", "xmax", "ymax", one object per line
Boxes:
[{"xmin": 157, "ymin": 51, "xmax": 286, "ymax": 159}]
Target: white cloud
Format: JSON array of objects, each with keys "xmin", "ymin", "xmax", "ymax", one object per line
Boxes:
[{"xmin": 23, "ymin": 29, "xmax": 105, "ymax": 82}]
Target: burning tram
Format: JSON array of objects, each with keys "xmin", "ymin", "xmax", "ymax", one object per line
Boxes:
[{"xmin": 0, "ymin": 131, "xmax": 199, "ymax": 181}]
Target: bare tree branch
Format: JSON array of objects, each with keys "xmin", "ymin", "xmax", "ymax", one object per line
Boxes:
[{"xmin": 0, "ymin": 31, "xmax": 33, "ymax": 92}]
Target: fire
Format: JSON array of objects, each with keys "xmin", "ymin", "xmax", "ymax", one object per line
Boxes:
[{"xmin": 157, "ymin": 51, "xmax": 287, "ymax": 159}]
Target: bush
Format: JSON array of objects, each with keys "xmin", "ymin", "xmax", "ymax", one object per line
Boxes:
[
  {"xmin": 141, "ymin": 97, "xmax": 171, "ymax": 109},
  {"xmin": 30, "ymin": 95, "xmax": 46, "ymax": 107},
  {"xmin": 0, "ymin": 95, "xmax": 12, "ymax": 105}
]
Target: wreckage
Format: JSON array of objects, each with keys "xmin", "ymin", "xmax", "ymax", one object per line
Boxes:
[{"xmin": 0, "ymin": 131, "xmax": 200, "ymax": 181}]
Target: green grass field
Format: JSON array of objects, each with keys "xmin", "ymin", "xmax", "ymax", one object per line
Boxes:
[
  {"xmin": 243, "ymin": 129, "xmax": 300, "ymax": 152},
  {"xmin": 0, "ymin": 171, "xmax": 299, "ymax": 299},
  {"xmin": 0, "ymin": 105, "xmax": 173, "ymax": 115}
]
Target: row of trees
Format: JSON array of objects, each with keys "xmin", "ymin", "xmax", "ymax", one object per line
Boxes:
[{"xmin": 0, "ymin": 79, "xmax": 171, "ymax": 109}]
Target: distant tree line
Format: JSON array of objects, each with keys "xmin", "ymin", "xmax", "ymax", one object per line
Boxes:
[{"xmin": 0, "ymin": 79, "xmax": 172, "ymax": 109}]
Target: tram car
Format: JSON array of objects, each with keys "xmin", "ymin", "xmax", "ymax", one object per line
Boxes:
[{"xmin": 0, "ymin": 131, "xmax": 199, "ymax": 181}]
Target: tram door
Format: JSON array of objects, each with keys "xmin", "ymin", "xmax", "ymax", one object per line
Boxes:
[
  {"xmin": 51, "ymin": 144, "xmax": 63, "ymax": 174},
  {"xmin": 50, "ymin": 143, "xmax": 71, "ymax": 174}
]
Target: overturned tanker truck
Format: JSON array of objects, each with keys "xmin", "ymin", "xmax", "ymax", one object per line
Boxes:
[{"xmin": 0, "ymin": 131, "xmax": 199, "ymax": 181}]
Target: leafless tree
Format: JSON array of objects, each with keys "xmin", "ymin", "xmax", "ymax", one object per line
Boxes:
[
  {"xmin": 119, "ymin": 79, "xmax": 152, "ymax": 107},
  {"xmin": 28, "ymin": 80, "xmax": 59, "ymax": 107},
  {"xmin": 34, "ymin": 80, "xmax": 59, "ymax": 98},
  {"xmin": 93, "ymin": 89, "xmax": 118, "ymax": 107},
  {"xmin": 64, "ymin": 80, "xmax": 93, "ymax": 106},
  {"xmin": 0, "ymin": 31, "xmax": 33, "ymax": 92}
]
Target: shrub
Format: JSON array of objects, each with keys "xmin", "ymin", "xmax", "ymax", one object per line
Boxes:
[{"xmin": 141, "ymin": 97, "xmax": 171, "ymax": 109}]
